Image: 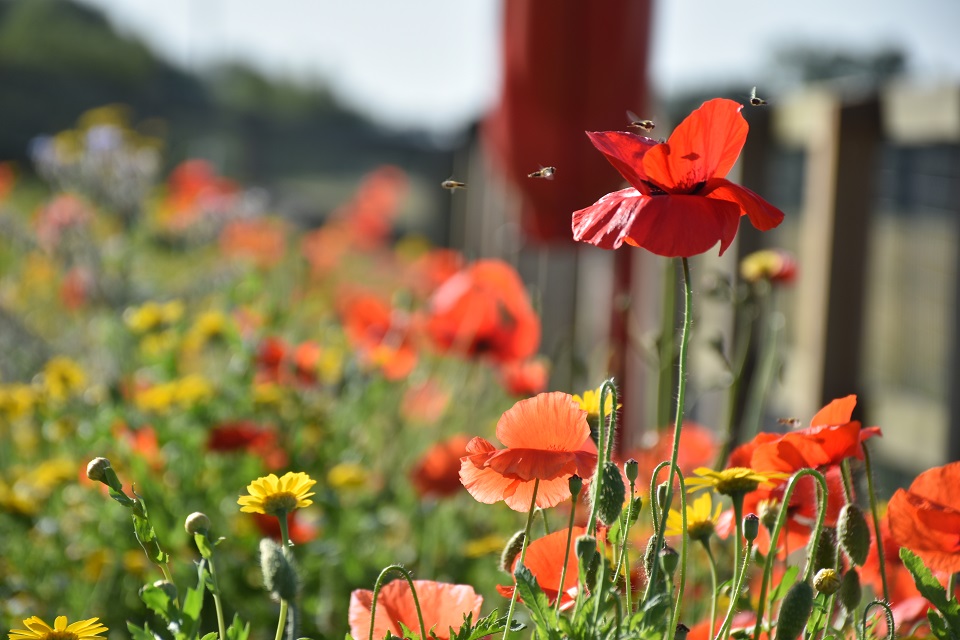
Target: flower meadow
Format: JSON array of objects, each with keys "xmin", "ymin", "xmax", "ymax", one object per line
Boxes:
[{"xmin": 1, "ymin": 99, "xmax": 958, "ymax": 640}]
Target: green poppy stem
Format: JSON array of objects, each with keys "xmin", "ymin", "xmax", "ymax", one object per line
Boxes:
[
  {"xmin": 702, "ymin": 540, "xmax": 720, "ymax": 638},
  {"xmin": 715, "ymin": 540, "xmax": 753, "ymax": 640},
  {"xmin": 207, "ymin": 557, "xmax": 228, "ymax": 640},
  {"xmin": 644, "ymin": 257, "xmax": 693, "ymax": 606},
  {"xmin": 502, "ymin": 479, "xmax": 541, "ymax": 640},
  {"xmin": 657, "ymin": 258, "xmax": 677, "ymax": 429},
  {"xmin": 862, "ymin": 442, "xmax": 890, "ymax": 603},
  {"xmin": 554, "ymin": 486, "xmax": 579, "ymax": 616},
  {"xmin": 731, "ymin": 494, "xmax": 745, "ymax": 589},
  {"xmin": 274, "ymin": 599, "xmax": 289, "ymax": 640},
  {"xmin": 368, "ymin": 565, "xmax": 427, "ymax": 640},
  {"xmin": 861, "ymin": 600, "xmax": 895, "ymax": 640}
]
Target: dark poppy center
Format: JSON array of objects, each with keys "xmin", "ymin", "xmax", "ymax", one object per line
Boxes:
[
  {"xmin": 641, "ymin": 180, "xmax": 667, "ymax": 196},
  {"xmin": 690, "ymin": 180, "xmax": 707, "ymax": 194}
]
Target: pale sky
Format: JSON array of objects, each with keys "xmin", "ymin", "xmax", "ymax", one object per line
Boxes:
[{"xmin": 77, "ymin": 0, "xmax": 960, "ymax": 133}]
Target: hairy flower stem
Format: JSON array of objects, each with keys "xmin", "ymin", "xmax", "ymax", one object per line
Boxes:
[
  {"xmin": 207, "ymin": 557, "xmax": 228, "ymax": 640},
  {"xmin": 702, "ymin": 540, "xmax": 720, "ymax": 637},
  {"xmin": 668, "ymin": 470, "xmax": 689, "ymax": 640},
  {"xmin": 731, "ymin": 494, "xmax": 745, "ymax": 589},
  {"xmin": 502, "ymin": 480, "xmax": 541, "ymax": 640},
  {"xmin": 644, "ymin": 257, "xmax": 693, "ymax": 606},
  {"xmin": 861, "ymin": 600, "xmax": 895, "ymax": 640},
  {"xmin": 274, "ymin": 599, "xmax": 289, "ymax": 640},
  {"xmin": 862, "ymin": 443, "xmax": 889, "ymax": 602},
  {"xmin": 839, "ymin": 460, "xmax": 855, "ymax": 504},
  {"xmin": 368, "ymin": 565, "xmax": 427, "ymax": 640},
  {"xmin": 555, "ymin": 489, "xmax": 579, "ymax": 616},
  {"xmin": 752, "ymin": 469, "xmax": 829, "ymax": 640},
  {"xmin": 714, "ymin": 540, "xmax": 753, "ymax": 640},
  {"xmin": 657, "ymin": 259, "xmax": 677, "ymax": 429}
]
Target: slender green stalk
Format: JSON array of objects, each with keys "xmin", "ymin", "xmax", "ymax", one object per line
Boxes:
[
  {"xmin": 657, "ymin": 259, "xmax": 677, "ymax": 429},
  {"xmin": 541, "ymin": 509, "xmax": 551, "ymax": 536},
  {"xmin": 554, "ymin": 488, "xmax": 579, "ymax": 616},
  {"xmin": 644, "ymin": 257, "xmax": 693, "ymax": 606},
  {"xmin": 862, "ymin": 443, "xmax": 889, "ymax": 602},
  {"xmin": 948, "ymin": 573, "xmax": 956, "ymax": 601},
  {"xmin": 502, "ymin": 480, "xmax": 541, "ymax": 640},
  {"xmin": 731, "ymin": 494, "xmax": 745, "ymax": 590},
  {"xmin": 839, "ymin": 460, "xmax": 855, "ymax": 504},
  {"xmin": 702, "ymin": 540, "xmax": 720, "ymax": 637},
  {"xmin": 277, "ymin": 512, "xmax": 291, "ymax": 548},
  {"xmin": 861, "ymin": 600, "xmax": 895, "ymax": 640},
  {"xmin": 207, "ymin": 557, "xmax": 228, "ymax": 640},
  {"xmin": 615, "ymin": 475, "xmax": 638, "ymax": 614},
  {"xmin": 820, "ymin": 593, "xmax": 838, "ymax": 640},
  {"xmin": 275, "ymin": 599, "xmax": 289, "ymax": 640},
  {"xmin": 668, "ymin": 470, "xmax": 689, "ymax": 640},
  {"xmin": 160, "ymin": 563, "xmax": 175, "ymax": 585},
  {"xmin": 752, "ymin": 469, "xmax": 829, "ymax": 640},
  {"xmin": 368, "ymin": 565, "xmax": 427, "ymax": 640},
  {"xmin": 714, "ymin": 540, "xmax": 754, "ymax": 640}
]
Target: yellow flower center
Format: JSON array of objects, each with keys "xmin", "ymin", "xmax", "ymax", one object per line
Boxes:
[
  {"xmin": 261, "ymin": 493, "xmax": 300, "ymax": 516},
  {"xmin": 712, "ymin": 468, "xmax": 764, "ymax": 496},
  {"xmin": 46, "ymin": 633, "xmax": 79, "ymax": 640},
  {"xmin": 687, "ymin": 520, "xmax": 716, "ymax": 541}
]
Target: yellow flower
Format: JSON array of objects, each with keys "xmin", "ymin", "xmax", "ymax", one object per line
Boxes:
[
  {"xmin": 253, "ymin": 382, "xmax": 284, "ymax": 406},
  {"xmin": 8, "ymin": 615, "xmax": 107, "ymax": 639},
  {"xmin": 665, "ymin": 492, "xmax": 721, "ymax": 541},
  {"xmin": 41, "ymin": 356, "xmax": 86, "ymax": 401},
  {"xmin": 139, "ymin": 330, "xmax": 178, "ymax": 357},
  {"xmin": 740, "ymin": 249, "xmax": 796, "ymax": 284},
  {"xmin": 172, "ymin": 374, "xmax": 213, "ymax": 408},
  {"xmin": 572, "ymin": 386, "xmax": 620, "ymax": 419},
  {"xmin": 0, "ymin": 383, "xmax": 38, "ymax": 420},
  {"xmin": 686, "ymin": 467, "xmax": 789, "ymax": 497},
  {"xmin": 124, "ymin": 300, "xmax": 184, "ymax": 334},
  {"xmin": 327, "ymin": 463, "xmax": 367, "ymax": 491},
  {"xmin": 134, "ymin": 382, "xmax": 176, "ymax": 414},
  {"xmin": 238, "ymin": 472, "xmax": 316, "ymax": 516}
]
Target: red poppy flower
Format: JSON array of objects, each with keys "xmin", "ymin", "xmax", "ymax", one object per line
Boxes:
[
  {"xmin": 888, "ymin": 461, "xmax": 960, "ymax": 574},
  {"xmin": 293, "ymin": 341, "xmax": 322, "ymax": 385},
  {"xmin": 207, "ymin": 420, "xmax": 287, "ymax": 469},
  {"xmin": 460, "ymin": 392, "xmax": 597, "ymax": 511},
  {"xmin": 498, "ymin": 359, "xmax": 549, "ymax": 397},
  {"xmin": 427, "ymin": 259, "xmax": 540, "ymax": 364},
  {"xmin": 627, "ymin": 421, "xmax": 719, "ymax": 487},
  {"xmin": 863, "ymin": 512, "xmax": 924, "ymax": 604},
  {"xmin": 338, "ymin": 291, "xmax": 418, "ymax": 381},
  {"xmin": 572, "ymin": 98, "xmax": 784, "ymax": 257},
  {"xmin": 739, "ymin": 395, "xmax": 882, "ymax": 473},
  {"xmin": 405, "ymin": 248, "xmax": 464, "ymax": 299},
  {"xmin": 349, "ymin": 580, "xmax": 482, "ymax": 640},
  {"xmin": 411, "ymin": 435, "xmax": 472, "ymax": 498},
  {"xmin": 253, "ymin": 511, "xmax": 317, "ymax": 545},
  {"xmin": 255, "ymin": 336, "xmax": 289, "ymax": 384},
  {"xmin": 496, "ymin": 527, "xmax": 590, "ymax": 611},
  {"xmin": 219, "ymin": 219, "xmax": 286, "ymax": 268}
]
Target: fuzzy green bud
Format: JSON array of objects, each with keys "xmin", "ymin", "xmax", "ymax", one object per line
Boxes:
[
  {"xmin": 184, "ymin": 512, "xmax": 211, "ymax": 536},
  {"xmin": 838, "ymin": 568, "xmax": 862, "ymax": 612},
  {"xmin": 813, "ymin": 527, "xmax": 838, "ymax": 573},
  {"xmin": 659, "ymin": 545, "xmax": 679, "ymax": 579},
  {"xmin": 743, "ymin": 513, "xmax": 760, "ymax": 543},
  {"xmin": 628, "ymin": 495, "xmax": 643, "ymax": 525},
  {"xmin": 838, "ymin": 503, "xmax": 870, "ymax": 566},
  {"xmin": 624, "ymin": 459, "xmax": 639, "ymax": 484},
  {"xmin": 759, "ymin": 499, "xmax": 780, "ymax": 532},
  {"xmin": 656, "ymin": 482, "xmax": 669, "ymax": 511},
  {"xmin": 642, "ymin": 535, "xmax": 659, "ymax": 580},
  {"xmin": 86, "ymin": 457, "xmax": 111, "ymax": 482},
  {"xmin": 596, "ymin": 461, "xmax": 626, "ymax": 525},
  {"xmin": 575, "ymin": 534, "xmax": 597, "ymax": 566},
  {"xmin": 775, "ymin": 580, "xmax": 814, "ymax": 640},
  {"xmin": 500, "ymin": 530, "xmax": 526, "ymax": 573},
  {"xmin": 259, "ymin": 538, "xmax": 298, "ymax": 601},
  {"xmin": 813, "ymin": 568, "xmax": 841, "ymax": 595},
  {"xmin": 568, "ymin": 475, "xmax": 583, "ymax": 498}
]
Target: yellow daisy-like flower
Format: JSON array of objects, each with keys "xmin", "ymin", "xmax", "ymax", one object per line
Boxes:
[
  {"xmin": 572, "ymin": 386, "xmax": 621, "ymax": 419},
  {"xmin": 327, "ymin": 463, "xmax": 367, "ymax": 491},
  {"xmin": 41, "ymin": 356, "xmax": 86, "ymax": 401},
  {"xmin": 238, "ymin": 472, "xmax": 316, "ymax": 516},
  {"xmin": 665, "ymin": 492, "xmax": 721, "ymax": 541},
  {"xmin": 685, "ymin": 467, "xmax": 789, "ymax": 497},
  {"xmin": 8, "ymin": 615, "xmax": 107, "ymax": 639}
]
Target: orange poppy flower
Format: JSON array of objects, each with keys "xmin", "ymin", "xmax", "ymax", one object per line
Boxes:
[
  {"xmin": 338, "ymin": 291, "xmax": 418, "ymax": 381},
  {"xmin": 498, "ymin": 359, "xmax": 549, "ymax": 397},
  {"xmin": 219, "ymin": 219, "xmax": 286, "ymax": 268},
  {"xmin": 427, "ymin": 259, "xmax": 540, "ymax": 364},
  {"xmin": 207, "ymin": 420, "xmax": 287, "ymax": 470},
  {"xmin": 496, "ymin": 527, "xmax": 590, "ymax": 611},
  {"xmin": 293, "ymin": 341, "xmax": 322, "ymax": 385},
  {"xmin": 334, "ymin": 166, "xmax": 407, "ymax": 250},
  {"xmin": 349, "ymin": 580, "xmax": 482, "ymax": 640},
  {"xmin": 627, "ymin": 421, "xmax": 719, "ymax": 487},
  {"xmin": 405, "ymin": 248, "xmax": 464, "ymax": 299},
  {"xmin": 254, "ymin": 336, "xmax": 290, "ymax": 384},
  {"xmin": 572, "ymin": 98, "xmax": 784, "ymax": 257},
  {"xmin": 862, "ymin": 511, "xmax": 923, "ymax": 603},
  {"xmin": 252, "ymin": 511, "xmax": 317, "ymax": 545},
  {"xmin": 411, "ymin": 435, "xmax": 472, "ymax": 499},
  {"xmin": 400, "ymin": 380, "xmax": 450, "ymax": 425},
  {"xmin": 459, "ymin": 392, "xmax": 597, "ymax": 511},
  {"xmin": 888, "ymin": 461, "xmax": 960, "ymax": 573}
]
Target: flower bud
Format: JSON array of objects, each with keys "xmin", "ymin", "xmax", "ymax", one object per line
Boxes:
[
  {"xmin": 838, "ymin": 568, "xmax": 862, "ymax": 612},
  {"xmin": 86, "ymin": 457, "xmax": 111, "ymax": 482},
  {"xmin": 838, "ymin": 504, "xmax": 870, "ymax": 566},
  {"xmin": 499, "ymin": 530, "xmax": 526, "ymax": 574},
  {"xmin": 624, "ymin": 459, "xmax": 639, "ymax": 484},
  {"xmin": 659, "ymin": 545, "xmax": 679, "ymax": 579},
  {"xmin": 759, "ymin": 499, "xmax": 780, "ymax": 532},
  {"xmin": 813, "ymin": 527, "xmax": 838, "ymax": 573},
  {"xmin": 642, "ymin": 535, "xmax": 659, "ymax": 580},
  {"xmin": 596, "ymin": 461, "xmax": 625, "ymax": 526},
  {"xmin": 656, "ymin": 482, "xmax": 669, "ymax": 511},
  {"xmin": 568, "ymin": 475, "xmax": 583, "ymax": 499},
  {"xmin": 184, "ymin": 512, "xmax": 211, "ymax": 536},
  {"xmin": 813, "ymin": 568, "xmax": 841, "ymax": 595},
  {"xmin": 628, "ymin": 495, "xmax": 643, "ymax": 525},
  {"xmin": 575, "ymin": 534, "xmax": 597, "ymax": 565},
  {"xmin": 743, "ymin": 513, "xmax": 760, "ymax": 543},
  {"xmin": 675, "ymin": 623, "xmax": 690, "ymax": 640},
  {"xmin": 260, "ymin": 538, "xmax": 298, "ymax": 601},
  {"xmin": 775, "ymin": 580, "xmax": 814, "ymax": 640}
]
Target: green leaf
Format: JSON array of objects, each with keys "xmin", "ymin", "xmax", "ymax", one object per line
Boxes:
[
  {"xmin": 226, "ymin": 614, "xmax": 250, "ymax": 640},
  {"xmin": 200, "ymin": 633, "xmax": 219, "ymax": 640},
  {"xmin": 928, "ymin": 610, "xmax": 952, "ymax": 640},
  {"xmin": 139, "ymin": 582, "xmax": 179, "ymax": 623},
  {"xmin": 127, "ymin": 622, "xmax": 159, "ymax": 640},
  {"xmin": 900, "ymin": 548, "xmax": 960, "ymax": 632},
  {"xmin": 770, "ymin": 565, "xmax": 800, "ymax": 601},
  {"xmin": 513, "ymin": 564, "xmax": 558, "ymax": 635},
  {"xmin": 179, "ymin": 583, "xmax": 206, "ymax": 639},
  {"xmin": 449, "ymin": 609, "xmax": 522, "ymax": 640},
  {"xmin": 194, "ymin": 532, "xmax": 216, "ymax": 559}
]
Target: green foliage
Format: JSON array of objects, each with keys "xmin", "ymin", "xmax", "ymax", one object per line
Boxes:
[{"xmin": 900, "ymin": 548, "xmax": 960, "ymax": 638}]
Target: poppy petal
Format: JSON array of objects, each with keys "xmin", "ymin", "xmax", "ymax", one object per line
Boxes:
[
  {"xmin": 496, "ymin": 392, "xmax": 590, "ymax": 451},
  {"xmin": 572, "ymin": 187, "xmax": 648, "ymax": 250},
  {"xmin": 585, "ymin": 131, "xmax": 659, "ymax": 192},
  {"xmin": 703, "ymin": 180, "xmax": 785, "ymax": 231},
  {"xmin": 642, "ymin": 98, "xmax": 748, "ymax": 191},
  {"xmin": 810, "ymin": 395, "xmax": 858, "ymax": 427},
  {"xmin": 620, "ymin": 194, "xmax": 741, "ymax": 257}
]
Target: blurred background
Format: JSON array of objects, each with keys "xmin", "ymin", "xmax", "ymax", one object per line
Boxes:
[{"xmin": 2, "ymin": 0, "xmax": 959, "ymax": 474}]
